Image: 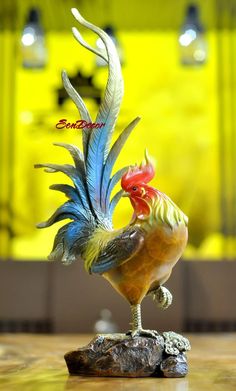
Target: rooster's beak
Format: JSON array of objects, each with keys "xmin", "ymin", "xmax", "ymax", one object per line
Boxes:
[{"xmin": 122, "ymin": 192, "xmax": 130, "ymax": 197}]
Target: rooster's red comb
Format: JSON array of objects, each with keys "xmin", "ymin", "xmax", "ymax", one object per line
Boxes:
[{"xmin": 121, "ymin": 150, "xmax": 155, "ymax": 190}]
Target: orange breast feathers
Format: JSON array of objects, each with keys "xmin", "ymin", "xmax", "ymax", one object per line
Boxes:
[{"xmin": 103, "ymin": 222, "xmax": 188, "ymax": 305}]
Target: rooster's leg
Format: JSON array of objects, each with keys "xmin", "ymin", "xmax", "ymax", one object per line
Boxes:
[
  {"xmin": 152, "ymin": 286, "xmax": 172, "ymax": 310},
  {"xmin": 127, "ymin": 304, "xmax": 159, "ymax": 338}
]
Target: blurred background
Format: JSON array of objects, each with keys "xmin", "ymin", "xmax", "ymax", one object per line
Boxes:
[{"xmin": 0, "ymin": 0, "xmax": 235, "ymax": 334}]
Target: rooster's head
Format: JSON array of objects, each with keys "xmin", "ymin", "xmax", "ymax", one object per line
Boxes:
[{"xmin": 121, "ymin": 150, "xmax": 157, "ymax": 218}]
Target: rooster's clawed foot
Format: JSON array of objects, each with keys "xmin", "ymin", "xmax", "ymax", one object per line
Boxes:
[
  {"xmin": 126, "ymin": 328, "xmax": 160, "ymax": 339},
  {"xmin": 152, "ymin": 286, "xmax": 172, "ymax": 310}
]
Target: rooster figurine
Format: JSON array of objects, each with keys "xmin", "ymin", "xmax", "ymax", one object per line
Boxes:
[{"xmin": 36, "ymin": 8, "xmax": 188, "ymax": 338}]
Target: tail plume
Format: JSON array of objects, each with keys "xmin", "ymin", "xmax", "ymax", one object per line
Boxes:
[{"xmin": 35, "ymin": 8, "xmax": 141, "ymax": 263}]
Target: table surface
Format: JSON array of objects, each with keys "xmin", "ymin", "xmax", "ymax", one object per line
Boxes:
[{"xmin": 0, "ymin": 333, "xmax": 235, "ymax": 391}]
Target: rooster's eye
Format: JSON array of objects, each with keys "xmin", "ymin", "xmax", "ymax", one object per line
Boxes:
[{"xmin": 132, "ymin": 186, "xmax": 138, "ymax": 191}]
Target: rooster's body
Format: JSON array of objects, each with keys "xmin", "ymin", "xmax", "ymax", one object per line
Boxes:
[
  {"xmin": 36, "ymin": 8, "xmax": 188, "ymax": 337},
  {"xmin": 104, "ymin": 213, "xmax": 187, "ymax": 306}
]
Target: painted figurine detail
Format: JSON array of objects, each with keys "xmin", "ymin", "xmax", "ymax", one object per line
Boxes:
[{"xmin": 35, "ymin": 8, "xmax": 188, "ymax": 338}]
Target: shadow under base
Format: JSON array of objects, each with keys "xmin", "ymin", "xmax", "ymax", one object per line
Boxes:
[{"xmin": 64, "ymin": 332, "xmax": 191, "ymax": 378}]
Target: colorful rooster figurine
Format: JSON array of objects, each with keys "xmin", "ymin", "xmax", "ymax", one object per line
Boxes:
[{"xmin": 35, "ymin": 8, "xmax": 188, "ymax": 338}]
